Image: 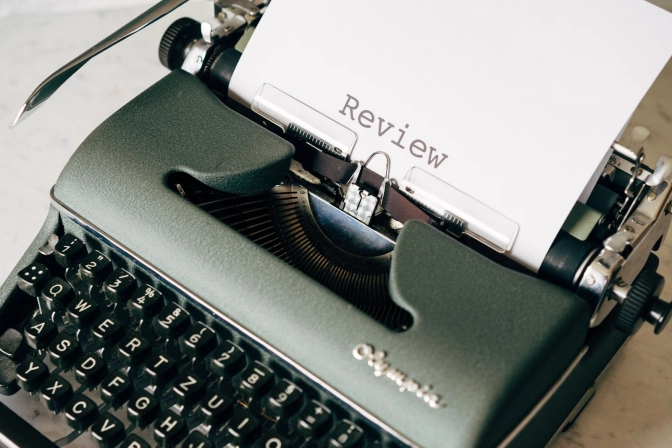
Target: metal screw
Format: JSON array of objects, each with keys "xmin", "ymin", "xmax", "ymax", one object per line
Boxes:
[
  {"xmin": 666, "ymin": 202, "xmax": 672, "ymax": 215},
  {"xmin": 647, "ymin": 192, "xmax": 657, "ymax": 201},
  {"xmin": 223, "ymin": 25, "xmax": 232, "ymax": 33},
  {"xmin": 624, "ymin": 225, "xmax": 635, "ymax": 233},
  {"xmin": 586, "ymin": 276, "xmax": 596, "ymax": 285},
  {"xmin": 249, "ymin": 7, "xmax": 259, "ymax": 15}
]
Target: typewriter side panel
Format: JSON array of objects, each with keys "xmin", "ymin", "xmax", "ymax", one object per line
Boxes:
[
  {"xmin": 390, "ymin": 221, "xmax": 592, "ymax": 447},
  {"xmin": 42, "ymin": 70, "xmax": 595, "ymax": 446}
]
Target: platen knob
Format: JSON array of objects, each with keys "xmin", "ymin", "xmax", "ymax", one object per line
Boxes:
[
  {"xmin": 616, "ymin": 271, "xmax": 671, "ymax": 335},
  {"xmin": 159, "ymin": 18, "xmax": 202, "ymax": 70}
]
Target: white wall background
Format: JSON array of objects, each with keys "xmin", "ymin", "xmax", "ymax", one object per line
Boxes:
[
  {"xmin": 0, "ymin": 0, "xmax": 211, "ymax": 18},
  {"xmin": 1, "ymin": 0, "xmax": 670, "ymax": 18}
]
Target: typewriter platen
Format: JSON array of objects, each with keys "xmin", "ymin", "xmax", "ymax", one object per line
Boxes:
[{"xmin": 2, "ymin": 2, "xmax": 672, "ymax": 447}]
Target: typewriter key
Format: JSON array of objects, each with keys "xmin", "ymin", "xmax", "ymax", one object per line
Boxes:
[
  {"xmin": 171, "ymin": 370, "xmax": 206, "ymax": 407},
  {"xmin": 257, "ymin": 430, "xmax": 291, "ymax": 448},
  {"xmin": 40, "ymin": 277, "xmax": 74, "ymax": 310},
  {"xmin": 79, "ymin": 251, "xmax": 113, "ymax": 284},
  {"xmin": 64, "ymin": 394, "xmax": 99, "ymax": 430},
  {"xmin": 199, "ymin": 390, "xmax": 234, "ymax": 426},
  {"xmin": 74, "ymin": 352, "xmax": 108, "ymax": 388},
  {"xmin": 264, "ymin": 379, "xmax": 303, "ymax": 419},
  {"xmin": 66, "ymin": 296, "xmax": 101, "ymax": 328},
  {"xmin": 40, "ymin": 374, "xmax": 73, "ymax": 412},
  {"xmin": 17, "ymin": 262, "xmax": 51, "ymax": 297},
  {"xmin": 144, "ymin": 352, "xmax": 178, "ymax": 387},
  {"xmin": 297, "ymin": 400, "xmax": 332, "ymax": 437},
  {"xmin": 209, "ymin": 341, "xmax": 245, "ymax": 377},
  {"xmin": 91, "ymin": 413, "xmax": 126, "ymax": 448},
  {"xmin": 100, "ymin": 370, "xmax": 133, "ymax": 408},
  {"xmin": 154, "ymin": 410, "xmax": 188, "ymax": 447},
  {"xmin": 24, "ymin": 314, "xmax": 57, "ymax": 350},
  {"xmin": 48, "ymin": 332, "xmax": 82, "ymax": 368},
  {"xmin": 127, "ymin": 390, "xmax": 160, "ymax": 428},
  {"xmin": 117, "ymin": 332, "xmax": 152, "ymax": 367},
  {"xmin": 180, "ymin": 323, "xmax": 216, "ymax": 358},
  {"xmin": 226, "ymin": 411, "xmax": 261, "ymax": 445},
  {"xmin": 327, "ymin": 420, "xmax": 365, "ymax": 448},
  {"xmin": 0, "ymin": 328, "xmax": 26, "ymax": 361},
  {"xmin": 54, "ymin": 234, "xmax": 87, "ymax": 268},
  {"xmin": 104, "ymin": 268, "xmax": 137, "ymax": 302},
  {"xmin": 238, "ymin": 361, "xmax": 274, "ymax": 399},
  {"xmin": 0, "ymin": 355, "xmax": 19, "ymax": 395},
  {"xmin": 92, "ymin": 314, "xmax": 124, "ymax": 346},
  {"xmin": 120, "ymin": 434, "xmax": 151, "ymax": 448},
  {"xmin": 181, "ymin": 431, "xmax": 213, "ymax": 448},
  {"xmin": 129, "ymin": 284, "xmax": 163, "ymax": 319},
  {"xmin": 154, "ymin": 302, "xmax": 190, "ymax": 339},
  {"xmin": 16, "ymin": 356, "xmax": 49, "ymax": 392}
]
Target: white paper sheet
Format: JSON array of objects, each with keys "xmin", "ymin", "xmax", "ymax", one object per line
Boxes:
[{"xmin": 229, "ymin": 0, "xmax": 672, "ymax": 271}]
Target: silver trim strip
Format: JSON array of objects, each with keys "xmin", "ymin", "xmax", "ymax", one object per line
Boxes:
[
  {"xmin": 497, "ymin": 346, "xmax": 589, "ymax": 448},
  {"xmin": 0, "ymin": 433, "xmax": 19, "ymax": 448},
  {"xmin": 50, "ymin": 188, "xmax": 420, "ymax": 448}
]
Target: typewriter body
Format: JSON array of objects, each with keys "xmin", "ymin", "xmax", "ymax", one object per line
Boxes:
[{"xmin": 1, "ymin": 1, "xmax": 672, "ymax": 447}]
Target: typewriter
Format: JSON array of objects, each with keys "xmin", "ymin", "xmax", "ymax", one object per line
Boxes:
[{"xmin": 1, "ymin": 1, "xmax": 672, "ymax": 447}]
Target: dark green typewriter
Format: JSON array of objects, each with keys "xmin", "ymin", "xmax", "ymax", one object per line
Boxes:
[{"xmin": 1, "ymin": 1, "xmax": 671, "ymax": 447}]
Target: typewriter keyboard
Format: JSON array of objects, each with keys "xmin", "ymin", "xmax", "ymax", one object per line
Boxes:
[{"xmin": 0, "ymin": 228, "xmax": 396, "ymax": 447}]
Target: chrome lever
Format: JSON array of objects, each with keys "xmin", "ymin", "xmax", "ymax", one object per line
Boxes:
[{"xmin": 10, "ymin": 0, "xmax": 190, "ymax": 128}]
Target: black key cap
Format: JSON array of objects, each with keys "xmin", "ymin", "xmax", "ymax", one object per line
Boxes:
[
  {"xmin": 74, "ymin": 352, "xmax": 108, "ymax": 387},
  {"xmin": 117, "ymin": 332, "xmax": 152, "ymax": 367},
  {"xmin": 209, "ymin": 341, "xmax": 245, "ymax": 377},
  {"xmin": 144, "ymin": 352, "xmax": 178, "ymax": 387},
  {"xmin": 64, "ymin": 394, "xmax": 99, "ymax": 430},
  {"xmin": 101, "ymin": 370, "xmax": 133, "ymax": 408},
  {"xmin": 256, "ymin": 430, "xmax": 291, "ymax": 448},
  {"xmin": 91, "ymin": 413, "xmax": 126, "ymax": 448},
  {"xmin": 17, "ymin": 262, "xmax": 51, "ymax": 297},
  {"xmin": 154, "ymin": 410, "xmax": 188, "ymax": 447},
  {"xmin": 54, "ymin": 234, "xmax": 87, "ymax": 268},
  {"xmin": 16, "ymin": 356, "xmax": 49, "ymax": 392},
  {"xmin": 297, "ymin": 400, "xmax": 332, "ymax": 437},
  {"xmin": 182, "ymin": 431, "xmax": 213, "ymax": 448},
  {"xmin": 104, "ymin": 268, "xmax": 137, "ymax": 303},
  {"xmin": 264, "ymin": 379, "xmax": 303, "ymax": 419},
  {"xmin": 226, "ymin": 411, "xmax": 260, "ymax": 444},
  {"xmin": 200, "ymin": 390, "xmax": 233, "ymax": 427},
  {"xmin": 180, "ymin": 323, "xmax": 216, "ymax": 358},
  {"xmin": 121, "ymin": 434, "xmax": 151, "ymax": 448},
  {"xmin": 0, "ymin": 355, "xmax": 19, "ymax": 395},
  {"xmin": 128, "ymin": 284, "xmax": 163, "ymax": 320},
  {"xmin": 48, "ymin": 332, "xmax": 81, "ymax": 368},
  {"xmin": 40, "ymin": 374, "xmax": 73, "ymax": 411},
  {"xmin": 92, "ymin": 314, "xmax": 124, "ymax": 346},
  {"xmin": 67, "ymin": 296, "xmax": 101, "ymax": 327},
  {"xmin": 172, "ymin": 370, "xmax": 206, "ymax": 407},
  {"xmin": 127, "ymin": 390, "xmax": 160, "ymax": 428},
  {"xmin": 24, "ymin": 314, "xmax": 57, "ymax": 350},
  {"xmin": 327, "ymin": 420, "xmax": 365, "ymax": 448},
  {"xmin": 154, "ymin": 302, "xmax": 190, "ymax": 339},
  {"xmin": 79, "ymin": 251, "xmax": 113, "ymax": 284},
  {"xmin": 238, "ymin": 362, "xmax": 274, "ymax": 399},
  {"xmin": 41, "ymin": 277, "xmax": 75, "ymax": 310},
  {"xmin": 0, "ymin": 328, "xmax": 27, "ymax": 360}
]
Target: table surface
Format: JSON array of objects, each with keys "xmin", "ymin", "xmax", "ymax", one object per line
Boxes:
[{"xmin": 0, "ymin": 4, "xmax": 671, "ymax": 447}]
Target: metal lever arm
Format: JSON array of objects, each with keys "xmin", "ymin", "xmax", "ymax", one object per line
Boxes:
[{"xmin": 10, "ymin": 0, "xmax": 190, "ymax": 128}]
